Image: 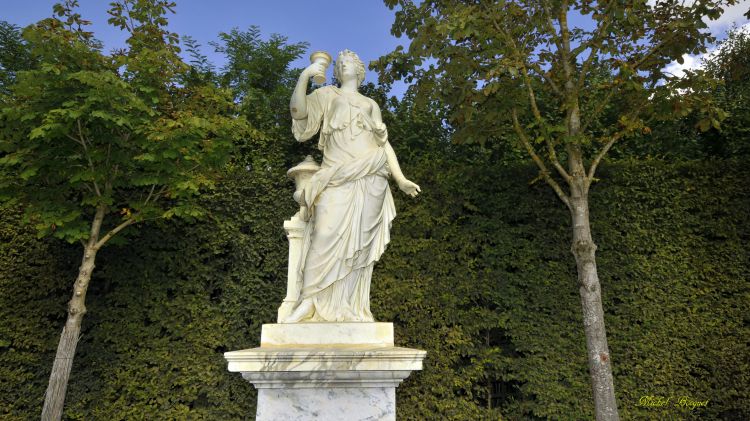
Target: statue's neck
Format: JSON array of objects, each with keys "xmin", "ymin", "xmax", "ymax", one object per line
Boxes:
[{"xmin": 339, "ymin": 79, "xmax": 359, "ymax": 93}]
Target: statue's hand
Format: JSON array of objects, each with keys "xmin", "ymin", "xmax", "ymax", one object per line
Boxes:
[
  {"xmin": 303, "ymin": 62, "xmax": 326, "ymax": 80},
  {"xmin": 397, "ymin": 178, "xmax": 421, "ymax": 198}
]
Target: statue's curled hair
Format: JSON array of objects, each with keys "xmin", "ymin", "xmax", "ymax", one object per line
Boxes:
[{"xmin": 334, "ymin": 49, "xmax": 366, "ymax": 87}]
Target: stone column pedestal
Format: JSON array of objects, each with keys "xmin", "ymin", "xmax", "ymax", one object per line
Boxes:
[
  {"xmin": 277, "ymin": 215, "xmax": 306, "ymax": 322},
  {"xmin": 225, "ymin": 323, "xmax": 426, "ymax": 420}
]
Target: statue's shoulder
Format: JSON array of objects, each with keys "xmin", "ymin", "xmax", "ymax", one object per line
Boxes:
[
  {"xmin": 366, "ymin": 95, "xmax": 381, "ymax": 109},
  {"xmin": 307, "ymin": 86, "xmax": 339, "ymax": 114},
  {"xmin": 312, "ymin": 85, "xmax": 339, "ymax": 100}
]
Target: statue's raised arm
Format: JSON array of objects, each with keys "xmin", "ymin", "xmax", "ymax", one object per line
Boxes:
[{"xmin": 290, "ymin": 59, "xmax": 326, "ymax": 120}]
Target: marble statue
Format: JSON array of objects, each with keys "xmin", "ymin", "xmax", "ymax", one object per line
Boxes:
[{"xmin": 283, "ymin": 49, "xmax": 420, "ymax": 323}]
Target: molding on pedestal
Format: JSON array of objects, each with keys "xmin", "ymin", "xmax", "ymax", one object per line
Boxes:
[
  {"xmin": 242, "ymin": 370, "xmax": 415, "ymax": 389},
  {"xmin": 226, "ymin": 345, "xmax": 425, "ymax": 383}
]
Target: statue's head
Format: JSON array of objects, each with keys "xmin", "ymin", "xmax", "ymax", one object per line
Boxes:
[{"xmin": 334, "ymin": 49, "xmax": 366, "ymax": 87}]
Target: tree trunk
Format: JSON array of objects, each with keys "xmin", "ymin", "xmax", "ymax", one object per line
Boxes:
[
  {"xmin": 569, "ymin": 180, "xmax": 619, "ymax": 421},
  {"xmin": 41, "ymin": 207, "xmax": 105, "ymax": 421}
]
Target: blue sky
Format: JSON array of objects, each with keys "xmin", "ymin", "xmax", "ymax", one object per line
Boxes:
[
  {"xmin": 3, "ymin": 0, "xmax": 410, "ymax": 93},
  {"xmin": 3, "ymin": 1, "xmax": 749, "ymax": 96}
]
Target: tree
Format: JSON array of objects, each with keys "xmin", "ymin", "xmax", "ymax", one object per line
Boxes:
[
  {"xmin": 0, "ymin": 1, "xmax": 250, "ymax": 419},
  {"xmin": 374, "ymin": 1, "xmax": 738, "ymax": 419},
  {"xmin": 605, "ymin": 25, "xmax": 750, "ymax": 161},
  {"xmin": 697, "ymin": 26, "xmax": 750, "ymax": 157},
  {"xmin": 0, "ymin": 21, "xmax": 35, "ymax": 96},
  {"xmin": 211, "ymin": 26, "xmax": 311, "ymax": 165}
]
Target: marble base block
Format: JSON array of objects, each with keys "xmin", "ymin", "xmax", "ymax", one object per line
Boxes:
[
  {"xmin": 225, "ymin": 322, "xmax": 426, "ymax": 420},
  {"xmin": 257, "ymin": 387, "xmax": 395, "ymax": 420},
  {"xmin": 260, "ymin": 322, "xmax": 394, "ymax": 347}
]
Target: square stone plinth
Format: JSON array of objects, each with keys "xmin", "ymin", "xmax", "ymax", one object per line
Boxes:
[
  {"xmin": 225, "ymin": 322, "xmax": 426, "ymax": 421},
  {"xmin": 260, "ymin": 322, "xmax": 394, "ymax": 347},
  {"xmin": 257, "ymin": 387, "xmax": 395, "ymax": 420}
]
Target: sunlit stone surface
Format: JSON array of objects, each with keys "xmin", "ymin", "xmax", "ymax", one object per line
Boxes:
[
  {"xmin": 225, "ymin": 323, "xmax": 425, "ymax": 420},
  {"xmin": 256, "ymin": 387, "xmax": 395, "ymax": 420}
]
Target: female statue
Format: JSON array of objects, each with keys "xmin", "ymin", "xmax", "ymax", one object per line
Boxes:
[{"xmin": 284, "ymin": 50, "xmax": 419, "ymax": 323}]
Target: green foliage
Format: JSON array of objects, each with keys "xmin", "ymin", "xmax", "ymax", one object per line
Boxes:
[
  {"xmin": 0, "ymin": 160, "xmax": 293, "ymax": 419},
  {"xmin": 61, "ymin": 164, "xmax": 295, "ymax": 420},
  {"xmin": 694, "ymin": 27, "xmax": 750, "ymax": 157},
  {"xmin": 2, "ymin": 151, "xmax": 747, "ymax": 420},
  {"xmin": 0, "ymin": 0, "xmax": 249, "ymax": 245},
  {"xmin": 607, "ymin": 26, "xmax": 750, "ymax": 161},
  {"xmin": 375, "ymin": 4, "xmax": 745, "ymax": 418},
  {"xmin": 1, "ymin": 3, "xmax": 747, "ymax": 420},
  {"xmin": 0, "ymin": 2, "xmax": 253, "ymax": 418},
  {"xmin": 592, "ymin": 160, "xmax": 750, "ymax": 420},
  {"xmin": 211, "ymin": 26, "xmax": 314, "ymax": 165},
  {"xmin": 0, "ymin": 21, "xmax": 35, "ymax": 97},
  {"xmin": 2, "ymin": 78, "xmax": 748, "ymax": 418},
  {"xmin": 378, "ymin": 99, "xmax": 750, "ymax": 419},
  {"xmin": 374, "ymin": 0, "xmax": 737, "ymax": 181},
  {"xmin": 390, "ymin": 147, "xmax": 750, "ymax": 420},
  {"xmin": 0, "ymin": 204, "xmax": 79, "ymax": 419}
]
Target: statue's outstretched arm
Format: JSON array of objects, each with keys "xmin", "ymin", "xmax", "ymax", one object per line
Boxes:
[
  {"xmin": 369, "ymin": 99, "xmax": 420, "ymax": 197},
  {"xmin": 385, "ymin": 141, "xmax": 420, "ymax": 198}
]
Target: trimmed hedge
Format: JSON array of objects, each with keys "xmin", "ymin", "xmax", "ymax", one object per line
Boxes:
[{"xmin": 1, "ymin": 153, "xmax": 748, "ymax": 420}]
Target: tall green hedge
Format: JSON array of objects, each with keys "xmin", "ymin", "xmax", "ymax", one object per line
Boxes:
[
  {"xmin": 0, "ymin": 206, "xmax": 78, "ymax": 419},
  {"xmin": 1, "ymin": 153, "xmax": 748, "ymax": 420}
]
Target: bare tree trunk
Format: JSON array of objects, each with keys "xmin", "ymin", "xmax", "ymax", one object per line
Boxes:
[
  {"xmin": 569, "ymin": 179, "xmax": 619, "ymax": 421},
  {"xmin": 41, "ymin": 206, "xmax": 105, "ymax": 421}
]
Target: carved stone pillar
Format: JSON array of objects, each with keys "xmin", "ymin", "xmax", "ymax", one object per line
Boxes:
[
  {"xmin": 277, "ymin": 156, "xmax": 319, "ymax": 322},
  {"xmin": 277, "ymin": 216, "xmax": 306, "ymax": 322}
]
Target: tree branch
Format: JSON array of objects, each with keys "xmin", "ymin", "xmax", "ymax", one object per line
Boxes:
[
  {"xmin": 585, "ymin": 97, "xmax": 652, "ymax": 191},
  {"xmin": 75, "ymin": 119, "xmax": 101, "ymax": 197},
  {"xmin": 65, "ymin": 133, "xmax": 85, "ymax": 147},
  {"xmin": 144, "ymin": 184, "xmax": 157, "ymax": 205},
  {"xmin": 580, "ymin": 8, "xmax": 685, "ymax": 133},
  {"xmin": 487, "ymin": 3, "xmax": 570, "ymax": 182},
  {"xmin": 540, "ymin": 0, "xmax": 562, "ymax": 50},
  {"xmin": 482, "ymin": 2, "xmax": 562, "ymax": 98},
  {"xmin": 518, "ymin": 61, "xmax": 572, "ymax": 182},
  {"xmin": 147, "ymin": 185, "xmax": 169, "ymax": 205},
  {"xmin": 630, "ymin": 32, "xmax": 679, "ymax": 72},
  {"xmin": 546, "ymin": 138, "xmax": 571, "ymax": 182},
  {"xmin": 557, "ymin": 0, "xmax": 573, "ymax": 83},
  {"xmin": 94, "ymin": 217, "xmax": 136, "ymax": 250},
  {"xmin": 580, "ymin": 87, "xmax": 617, "ymax": 134},
  {"xmin": 575, "ymin": 0, "xmax": 617, "ymax": 92},
  {"xmin": 529, "ymin": 62, "xmax": 563, "ymax": 96},
  {"xmin": 512, "ymin": 108, "xmax": 571, "ymax": 209},
  {"xmin": 586, "ymin": 132, "xmax": 623, "ymax": 188}
]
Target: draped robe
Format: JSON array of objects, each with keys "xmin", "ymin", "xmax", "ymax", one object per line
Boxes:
[{"xmin": 291, "ymin": 86, "xmax": 396, "ymax": 322}]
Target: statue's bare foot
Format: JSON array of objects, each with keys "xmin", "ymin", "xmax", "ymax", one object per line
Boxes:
[{"xmin": 283, "ymin": 298, "xmax": 314, "ymax": 323}]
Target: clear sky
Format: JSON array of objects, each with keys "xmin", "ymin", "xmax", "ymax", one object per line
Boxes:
[
  {"xmin": 2, "ymin": 0, "xmax": 410, "ymax": 93},
  {"xmin": 3, "ymin": 1, "xmax": 749, "ymax": 96}
]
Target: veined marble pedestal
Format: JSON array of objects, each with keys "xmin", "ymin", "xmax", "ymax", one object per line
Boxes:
[{"xmin": 225, "ymin": 322, "xmax": 426, "ymax": 420}]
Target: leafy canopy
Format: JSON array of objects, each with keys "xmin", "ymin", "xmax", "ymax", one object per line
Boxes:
[
  {"xmin": 0, "ymin": 0, "xmax": 252, "ymax": 244},
  {"xmin": 374, "ymin": 0, "xmax": 737, "ymax": 201},
  {"xmin": 0, "ymin": 21, "xmax": 35, "ymax": 97}
]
